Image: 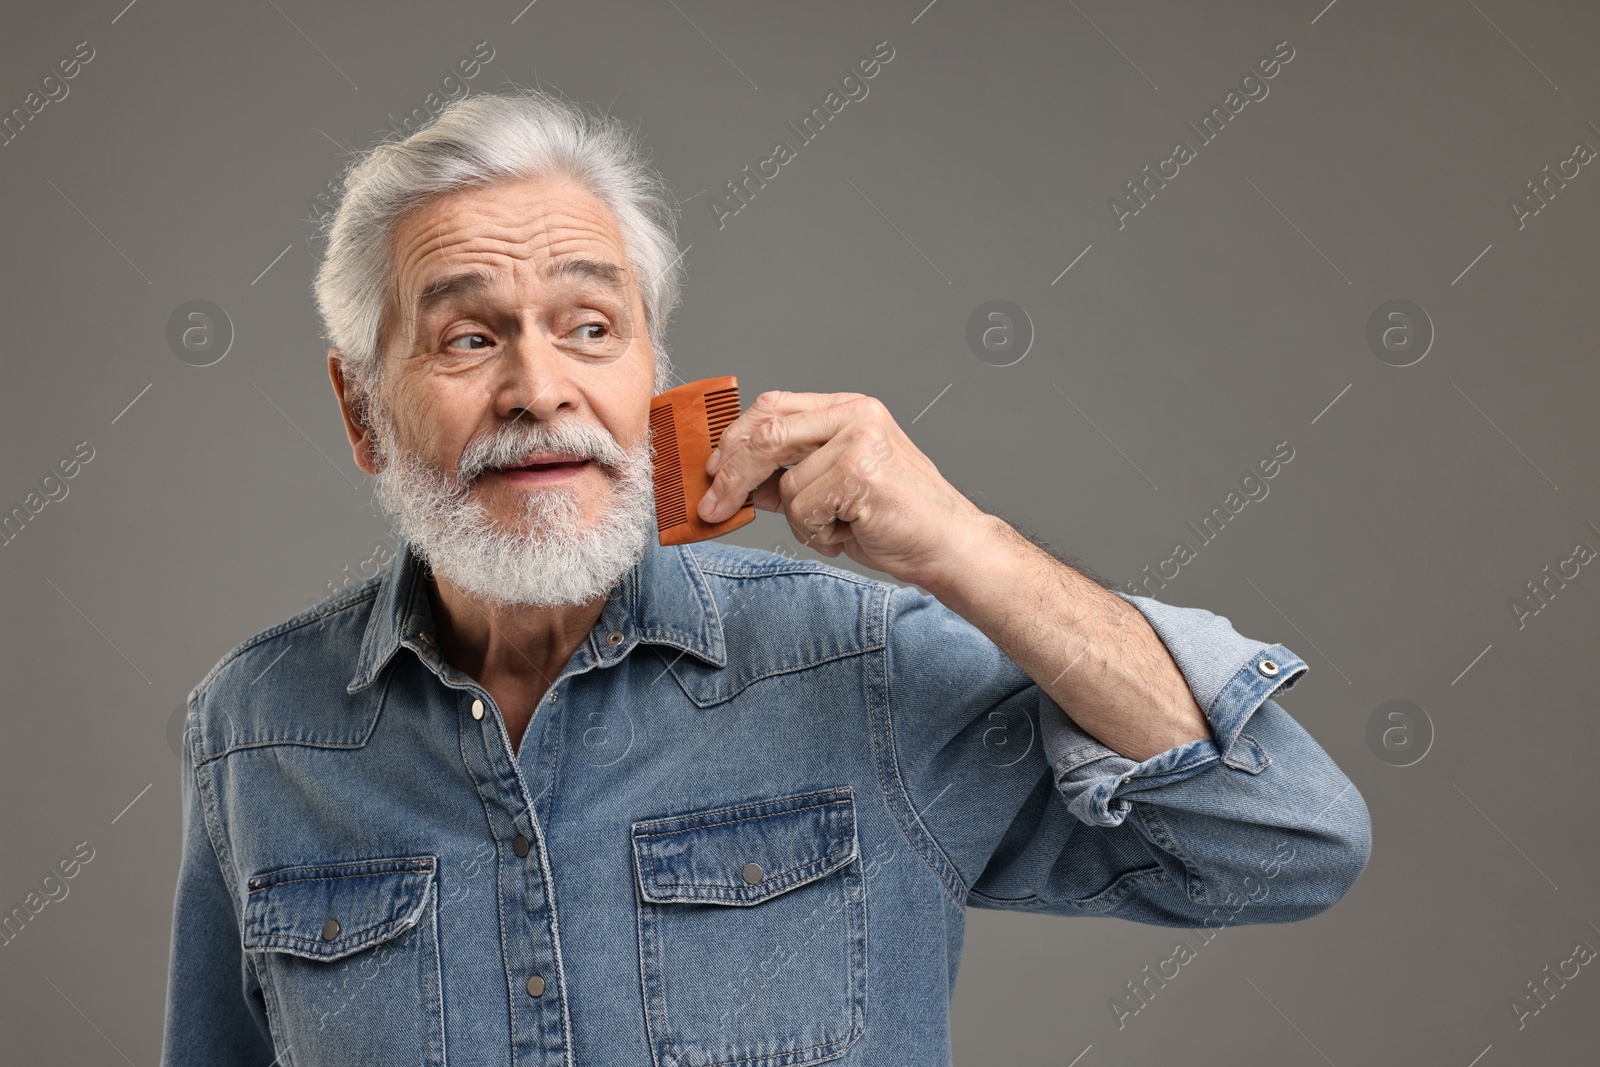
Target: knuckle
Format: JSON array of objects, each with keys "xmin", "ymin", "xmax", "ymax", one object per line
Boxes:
[
  {"xmin": 850, "ymin": 395, "xmax": 889, "ymax": 419},
  {"xmin": 857, "ymin": 426, "xmax": 891, "ymax": 454},
  {"xmin": 750, "ymin": 419, "xmax": 785, "ymax": 449},
  {"xmin": 850, "ymin": 441, "xmax": 884, "ymax": 476}
]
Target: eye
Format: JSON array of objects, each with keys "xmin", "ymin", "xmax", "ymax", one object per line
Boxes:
[
  {"xmin": 447, "ymin": 333, "xmax": 493, "ymax": 351},
  {"xmin": 573, "ymin": 322, "xmax": 610, "ymax": 341}
]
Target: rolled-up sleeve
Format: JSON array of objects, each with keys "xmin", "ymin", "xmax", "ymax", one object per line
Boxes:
[{"xmin": 880, "ymin": 584, "xmax": 1372, "ymax": 928}]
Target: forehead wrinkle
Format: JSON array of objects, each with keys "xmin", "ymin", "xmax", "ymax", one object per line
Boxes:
[
  {"xmin": 402, "ymin": 220, "xmax": 623, "ymax": 278},
  {"xmin": 390, "ymin": 217, "xmax": 479, "ymax": 345},
  {"xmin": 384, "ymin": 179, "xmax": 637, "ymax": 351},
  {"xmin": 403, "ymin": 185, "xmax": 625, "ymax": 261},
  {"xmin": 436, "ymin": 212, "xmax": 457, "ymax": 274},
  {"xmin": 413, "ymin": 248, "xmax": 628, "ymax": 312}
]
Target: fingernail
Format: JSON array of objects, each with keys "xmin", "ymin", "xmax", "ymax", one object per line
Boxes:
[
  {"xmin": 698, "ymin": 489, "xmax": 719, "ymax": 521},
  {"xmin": 706, "ymin": 448, "xmax": 722, "ymax": 473}
]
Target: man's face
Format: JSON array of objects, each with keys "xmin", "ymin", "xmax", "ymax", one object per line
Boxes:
[{"xmin": 336, "ymin": 174, "xmax": 661, "ymax": 608}]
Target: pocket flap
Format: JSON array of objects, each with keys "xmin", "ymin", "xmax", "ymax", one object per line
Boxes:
[
  {"xmin": 631, "ymin": 787, "xmax": 857, "ymax": 905},
  {"xmin": 242, "ymin": 855, "xmax": 437, "ymax": 961}
]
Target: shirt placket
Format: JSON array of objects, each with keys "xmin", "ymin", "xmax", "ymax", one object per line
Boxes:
[{"xmin": 405, "ymin": 606, "xmax": 592, "ymax": 1066}]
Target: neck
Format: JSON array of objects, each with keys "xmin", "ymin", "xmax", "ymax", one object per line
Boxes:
[{"xmin": 426, "ymin": 572, "xmax": 610, "ymax": 689}]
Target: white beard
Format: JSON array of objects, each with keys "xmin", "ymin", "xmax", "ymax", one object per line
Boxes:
[{"xmin": 368, "ymin": 401, "xmax": 656, "ymax": 609}]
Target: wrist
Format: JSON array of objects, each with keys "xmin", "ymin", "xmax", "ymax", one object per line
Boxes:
[{"xmin": 914, "ymin": 512, "xmax": 1044, "ymax": 613}]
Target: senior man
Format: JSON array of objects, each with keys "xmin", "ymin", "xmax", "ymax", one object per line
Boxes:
[{"xmin": 162, "ymin": 90, "xmax": 1370, "ymax": 1066}]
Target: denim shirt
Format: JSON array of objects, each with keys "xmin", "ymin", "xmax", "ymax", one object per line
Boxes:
[{"xmin": 161, "ymin": 533, "xmax": 1371, "ymax": 1066}]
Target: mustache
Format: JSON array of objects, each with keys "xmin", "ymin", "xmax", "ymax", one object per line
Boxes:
[{"xmin": 454, "ymin": 417, "xmax": 645, "ymax": 485}]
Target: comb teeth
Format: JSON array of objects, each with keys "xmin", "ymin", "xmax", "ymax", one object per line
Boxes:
[
  {"xmin": 710, "ymin": 386, "xmax": 756, "ymax": 508},
  {"xmin": 704, "ymin": 387, "xmax": 741, "ymax": 447},
  {"xmin": 705, "ymin": 387, "xmax": 754, "ymax": 507},
  {"xmin": 649, "ymin": 404, "xmax": 688, "ymax": 531},
  {"xmin": 648, "ymin": 375, "xmax": 759, "ymax": 544}
]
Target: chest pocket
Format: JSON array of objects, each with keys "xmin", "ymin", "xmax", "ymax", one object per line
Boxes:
[
  {"xmin": 631, "ymin": 787, "xmax": 867, "ymax": 1067},
  {"xmin": 241, "ymin": 856, "xmax": 445, "ymax": 1067}
]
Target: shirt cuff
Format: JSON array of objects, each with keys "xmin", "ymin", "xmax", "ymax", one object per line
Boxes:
[{"xmin": 1040, "ymin": 590, "xmax": 1309, "ymax": 826}]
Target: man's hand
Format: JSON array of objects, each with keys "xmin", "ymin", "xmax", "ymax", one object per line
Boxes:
[
  {"xmin": 700, "ymin": 388, "xmax": 1212, "ymax": 762},
  {"xmin": 698, "ymin": 390, "xmax": 992, "ymax": 589}
]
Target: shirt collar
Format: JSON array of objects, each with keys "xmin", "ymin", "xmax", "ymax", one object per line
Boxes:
[{"xmin": 346, "ymin": 533, "xmax": 728, "ymax": 693}]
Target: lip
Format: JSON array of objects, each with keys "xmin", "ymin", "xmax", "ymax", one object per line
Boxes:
[{"xmin": 486, "ymin": 454, "xmax": 595, "ymax": 484}]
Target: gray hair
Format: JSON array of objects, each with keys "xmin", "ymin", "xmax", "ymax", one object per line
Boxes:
[{"xmin": 312, "ymin": 88, "xmax": 682, "ymax": 400}]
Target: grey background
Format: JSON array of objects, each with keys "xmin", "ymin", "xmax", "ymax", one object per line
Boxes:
[{"xmin": 2, "ymin": 0, "xmax": 1597, "ymax": 1063}]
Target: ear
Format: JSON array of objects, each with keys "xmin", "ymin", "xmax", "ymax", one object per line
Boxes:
[{"xmin": 328, "ymin": 349, "xmax": 380, "ymax": 476}]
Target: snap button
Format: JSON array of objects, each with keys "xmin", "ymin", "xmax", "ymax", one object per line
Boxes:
[
  {"xmin": 605, "ymin": 630, "xmax": 624, "ymax": 646},
  {"xmin": 1257, "ymin": 658, "xmax": 1280, "ymax": 677},
  {"xmin": 513, "ymin": 834, "xmax": 530, "ymax": 858},
  {"xmin": 526, "ymin": 974, "xmax": 545, "ymax": 997},
  {"xmin": 417, "ymin": 631, "xmax": 434, "ymax": 646},
  {"xmin": 471, "ymin": 699, "xmax": 485, "ymax": 720},
  {"xmin": 320, "ymin": 919, "xmax": 341, "ymax": 941},
  {"xmin": 741, "ymin": 861, "xmax": 764, "ymax": 884},
  {"xmin": 548, "ymin": 690, "xmax": 559, "ymax": 702}
]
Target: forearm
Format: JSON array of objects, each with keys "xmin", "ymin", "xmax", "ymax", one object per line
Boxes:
[{"xmin": 923, "ymin": 514, "xmax": 1212, "ymax": 762}]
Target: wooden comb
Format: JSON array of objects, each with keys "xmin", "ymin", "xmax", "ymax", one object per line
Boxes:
[{"xmin": 650, "ymin": 375, "xmax": 757, "ymax": 545}]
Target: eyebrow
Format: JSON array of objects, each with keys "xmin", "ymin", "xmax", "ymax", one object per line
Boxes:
[
  {"xmin": 415, "ymin": 268, "xmax": 496, "ymax": 314},
  {"xmin": 412, "ymin": 257, "xmax": 629, "ymax": 315},
  {"xmin": 541, "ymin": 256, "xmax": 628, "ymax": 291}
]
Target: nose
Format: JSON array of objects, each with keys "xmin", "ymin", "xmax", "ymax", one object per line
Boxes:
[{"xmin": 491, "ymin": 329, "xmax": 583, "ymax": 426}]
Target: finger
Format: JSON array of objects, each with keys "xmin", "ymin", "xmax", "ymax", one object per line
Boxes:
[
  {"xmin": 781, "ymin": 491, "xmax": 854, "ymax": 555},
  {"xmin": 712, "ymin": 390, "xmax": 865, "ymax": 469},
  {"xmin": 701, "ymin": 398, "xmax": 867, "ymax": 522},
  {"xmin": 782, "ymin": 439, "xmax": 874, "ymax": 546},
  {"xmin": 747, "ymin": 469, "xmax": 786, "ymax": 513},
  {"xmin": 784, "ymin": 499, "xmax": 850, "ymax": 557},
  {"xmin": 783, "ymin": 512, "xmax": 833, "ymax": 553},
  {"xmin": 789, "ymin": 491, "xmax": 853, "ymax": 548}
]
